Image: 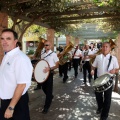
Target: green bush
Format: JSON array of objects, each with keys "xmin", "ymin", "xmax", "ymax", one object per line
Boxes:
[{"xmin": 27, "ymin": 50, "xmax": 34, "ymax": 55}]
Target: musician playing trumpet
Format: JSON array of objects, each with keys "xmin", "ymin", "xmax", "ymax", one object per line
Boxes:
[{"xmin": 91, "ymin": 42, "xmax": 119, "ymax": 120}]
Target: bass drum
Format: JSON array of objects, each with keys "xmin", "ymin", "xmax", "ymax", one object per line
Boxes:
[
  {"xmin": 92, "ymin": 73, "xmax": 113, "ymax": 92},
  {"xmin": 34, "ymin": 60, "xmax": 50, "ymax": 83}
]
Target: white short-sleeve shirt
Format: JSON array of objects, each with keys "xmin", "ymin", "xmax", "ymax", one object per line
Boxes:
[
  {"xmin": 82, "ymin": 49, "xmax": 96, "ymax": 61},
  {"xmin": 73, "ymin": 49, "xmax": 82, "ymax": 59},
  {"xmin": 92, "ymin": 53, "xmax": 119, "ymax": 77},
  {"xmin": 41, "ymin": 50, "xmax": 59, "ymax": 67},
  {"xmin": 0, "ymin": 47, "xmax": 33, "ymax": 99}
]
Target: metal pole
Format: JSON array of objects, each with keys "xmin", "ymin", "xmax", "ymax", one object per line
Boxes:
[{"xmin": 114, "ymin": 73, "xmax": 119, "ymax": 93}]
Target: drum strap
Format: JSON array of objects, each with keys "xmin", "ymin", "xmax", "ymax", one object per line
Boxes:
[
  {"xmin": 43, "ymin": 52, "xmax": 54, "ymax": 59},
  {"xmin": 107, "ymin": 56, "xmax": 112, "ymax": 70},
  {"xmin": 72, "ymin": 48, "xmax": 77, "ymax": 59}
]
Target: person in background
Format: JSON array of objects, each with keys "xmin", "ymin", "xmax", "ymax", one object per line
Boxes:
[
  {"xmin": 91, "ymin": 42, "xmax": 119, "ymax": 120},
  {"xmin": 82, "ymin": 44, "xmax": 92, "ymax": 84},
  {"xmin": 0, "ymin": 29, "xmax": 33, "ymax": 120},
  {"xmin": 67, "ymin": 50, "xmax": 72, "ymax": 71},
  {"xmin": 72, "ymin": 45, "xmax": 82, "ymax": 78},
  {"xmin": 89, "ymin": 43, "xmax": 98, "ymax": 80},
  {"xmin": 57, "ymin": 46, "xmax": 64, "ymax": 77},
  {"xmin": 61, "ymin": 50, "xmax": 72, "ymax": 83},
  {"xmin": 41, "ymin": 40, "xmax": 59, "ymax": 114},
  {"xmin": 16, "ymin": 41, "xmax": 22, "ymax": 50}
]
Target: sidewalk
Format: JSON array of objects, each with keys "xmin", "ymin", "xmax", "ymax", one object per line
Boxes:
[{"xmin": 29, "ymin": 68, "xmax": 120, "ymax": 120}]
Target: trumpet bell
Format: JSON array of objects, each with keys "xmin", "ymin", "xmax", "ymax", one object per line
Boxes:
[
  {"xmin": 109, "ymin": 39, "xmax": 116, "ymax": 50},
  {"xmin": 59, "ymin": 42, "xmax": 74, "ymax": 65}
]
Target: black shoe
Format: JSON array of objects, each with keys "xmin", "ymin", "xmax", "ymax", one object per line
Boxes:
[
  {"xmin": 96, "ymin": 109, "xmax": 102, "ymax": 114},
  {"xmin": 100, "ymin": 117, "xmax": 107, "ymax": 120},
  {"xmin": 42, "ymin": 108, "xmax": 48, "ymax": 114},
  {"xmin": 52, "ymin": 95, "xmax": 54, "ymax": 99},
  {"xmin": 34, "ymin": 86, "xmax": 41, "ymax": 90},
  {"xmin": 63, "ymin": 76, "xmax": 68, "ymax": 83}
]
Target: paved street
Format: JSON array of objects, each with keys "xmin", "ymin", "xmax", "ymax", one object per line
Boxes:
[{"xmin": 29, "ymin": 68, "xmax": 120, "ymax": 120}]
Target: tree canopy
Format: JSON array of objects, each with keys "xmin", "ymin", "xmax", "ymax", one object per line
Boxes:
[{"xmin": 0, "ymin": 0, "xmax": 120, "ymax": 39}]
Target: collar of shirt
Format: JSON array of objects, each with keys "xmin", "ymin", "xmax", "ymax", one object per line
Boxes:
[
  {"xmin": 45, "ymin": 50, "xmax": 52, "ymax": 55},
  {"xmin": 41, "ymin": 49, "xmax": 52, "ymax": 59},
  {"xmin": 1, "ymin": 47, "xmax": 20, "ymax": 67},
  {"xmin": 6, "ymin": 47, "xmax": 20, "ymax": 57},
  {"xmin": 102, "ymin": 53, "xmax": 110, "ymax": 59}
]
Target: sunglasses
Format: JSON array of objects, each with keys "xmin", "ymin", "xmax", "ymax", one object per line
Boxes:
[{"xmin": 44, "ymin": 44, "xmax": 49, "ymax": 46}]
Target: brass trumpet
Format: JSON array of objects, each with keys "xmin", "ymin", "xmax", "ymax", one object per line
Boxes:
[
  {"xmin": 59, "ymin": 42, "xmax": 74, "ymax": 65},
  {"xmin": 34, "ymin": 38, "xmax": 46, "ymax": 59}
]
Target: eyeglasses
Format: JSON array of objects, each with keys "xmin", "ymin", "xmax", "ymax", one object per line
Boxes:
[{"xmin": 44, "ymin": 44, "xmax": 49, "ymax": 46}]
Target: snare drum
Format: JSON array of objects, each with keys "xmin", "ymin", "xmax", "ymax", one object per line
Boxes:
[
  {"xmin": 34, "ymin": 60, "xmax": 50, "ymax": 83},
  {"xmin": 92, "ymin": 74, "xmax": 113, "ymax": 92}
]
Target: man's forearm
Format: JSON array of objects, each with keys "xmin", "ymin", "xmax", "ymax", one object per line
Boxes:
[
  {"xmin": 91, "ymin": 66, "xmax": 96, "ymax": 71},
  {"xmin": 115, "ymin": 68, "xmax": 119, "ymax": 74},
  {"xmin": 8, "ymin": 84, "xmax": 26, "ymax": 109},
  {"xmin": 50, "ymin": 62, "xmax": 59, "ymax": 70}
]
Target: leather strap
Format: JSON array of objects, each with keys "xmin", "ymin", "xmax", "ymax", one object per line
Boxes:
[{"xmin": 107, "ymin": 56, "xmax": 112, "ymax": 70}]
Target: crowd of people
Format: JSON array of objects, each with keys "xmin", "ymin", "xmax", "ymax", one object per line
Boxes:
[{"xmin": 0, "ymin": 29, "xmax": 119, "ymax": 120}]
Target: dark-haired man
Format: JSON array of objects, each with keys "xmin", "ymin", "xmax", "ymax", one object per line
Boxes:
[{"xmin": 0, "ymin": 29, "xmax": 33, "ymax": 120}]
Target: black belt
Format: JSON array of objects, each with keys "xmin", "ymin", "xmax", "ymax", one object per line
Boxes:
[
  {"xmin": 1, "ymin": 98, "xmax": 11, "ymax": 101},
  {"xmin": 1, "ymin": 92, "xmax": 28, "ymax": 101}
]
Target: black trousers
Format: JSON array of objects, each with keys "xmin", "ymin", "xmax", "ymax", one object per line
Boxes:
[
  {"xmin": 1, "ymin": 92, "xmax": 30, "ymax": 120},
  {"xmin": 62, "ymin": 62, "xmax": 68, "ymax": 82},
  {"xmin": 95, "ymin": 86, "xmax": 113, "ymax": 119},
  {"xmin": 0, "ymin": 107, "xmax": 2, "ymax": 120},
  {"xmin": 42, "ymin": 73, "xmax": 53, "ymax": 109},
  {"xmin": 68, "ymin": 61, "xmax": 71, "ymax": 70},
  {"xmin": 83, "ymin": 61, "xmax": 92, "ymax": 83},
  {"xmin": 59, "ymin": 65, "xmax": 63, "ymax": 76},
  {"xmin": 94, "ymin": 68, "xmax": 97, "ymax": 80},
  {"xmin": 73, "ymin": 59, "xmax": 79, "ymax": 77}
]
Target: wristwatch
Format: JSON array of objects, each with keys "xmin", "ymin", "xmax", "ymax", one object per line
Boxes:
[{"xmin": 8, "ymin": 106, "xmax": 14, "ymax": 111}]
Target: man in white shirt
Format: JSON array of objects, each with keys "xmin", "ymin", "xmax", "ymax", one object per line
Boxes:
[
  {"xmin": 72, "ymin": 45, "xmax": 82, "ymax": 78},
  {"xmin": 82, "ymin": 44, "xmax": 95, "ymax": 84},
  {"xmin": 91, "ymin": 42, "xmax": 119, "ymax": 120},
  {"xmin": 89, "ymin": 43, "xmax": 98, "ymax": 80},
  {"xmin": 0, "ymin": 29, "xmax": 33, "ymax": 120},
  {"xmin": 41, "ymin": 40, "xmax": 59, "ymax": 114}
]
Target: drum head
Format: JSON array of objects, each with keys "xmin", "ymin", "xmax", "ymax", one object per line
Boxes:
[
  {"xmin": 93, "ymin": 74, "xmax": 111, "ymax": 87},
  {"xmin": 34, "ymin": 60, "xmax": 50, "ymax": 83}
]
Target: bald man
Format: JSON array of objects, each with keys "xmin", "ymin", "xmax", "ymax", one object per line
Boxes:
[{"xmin": 41, "ymin": 40, "xmax": 59, "ymax": 114}]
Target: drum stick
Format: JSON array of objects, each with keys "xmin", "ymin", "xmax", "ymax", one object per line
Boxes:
[{"xmin": 91, "ymin": 75, "xmax": 94, "ymax": 86}]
